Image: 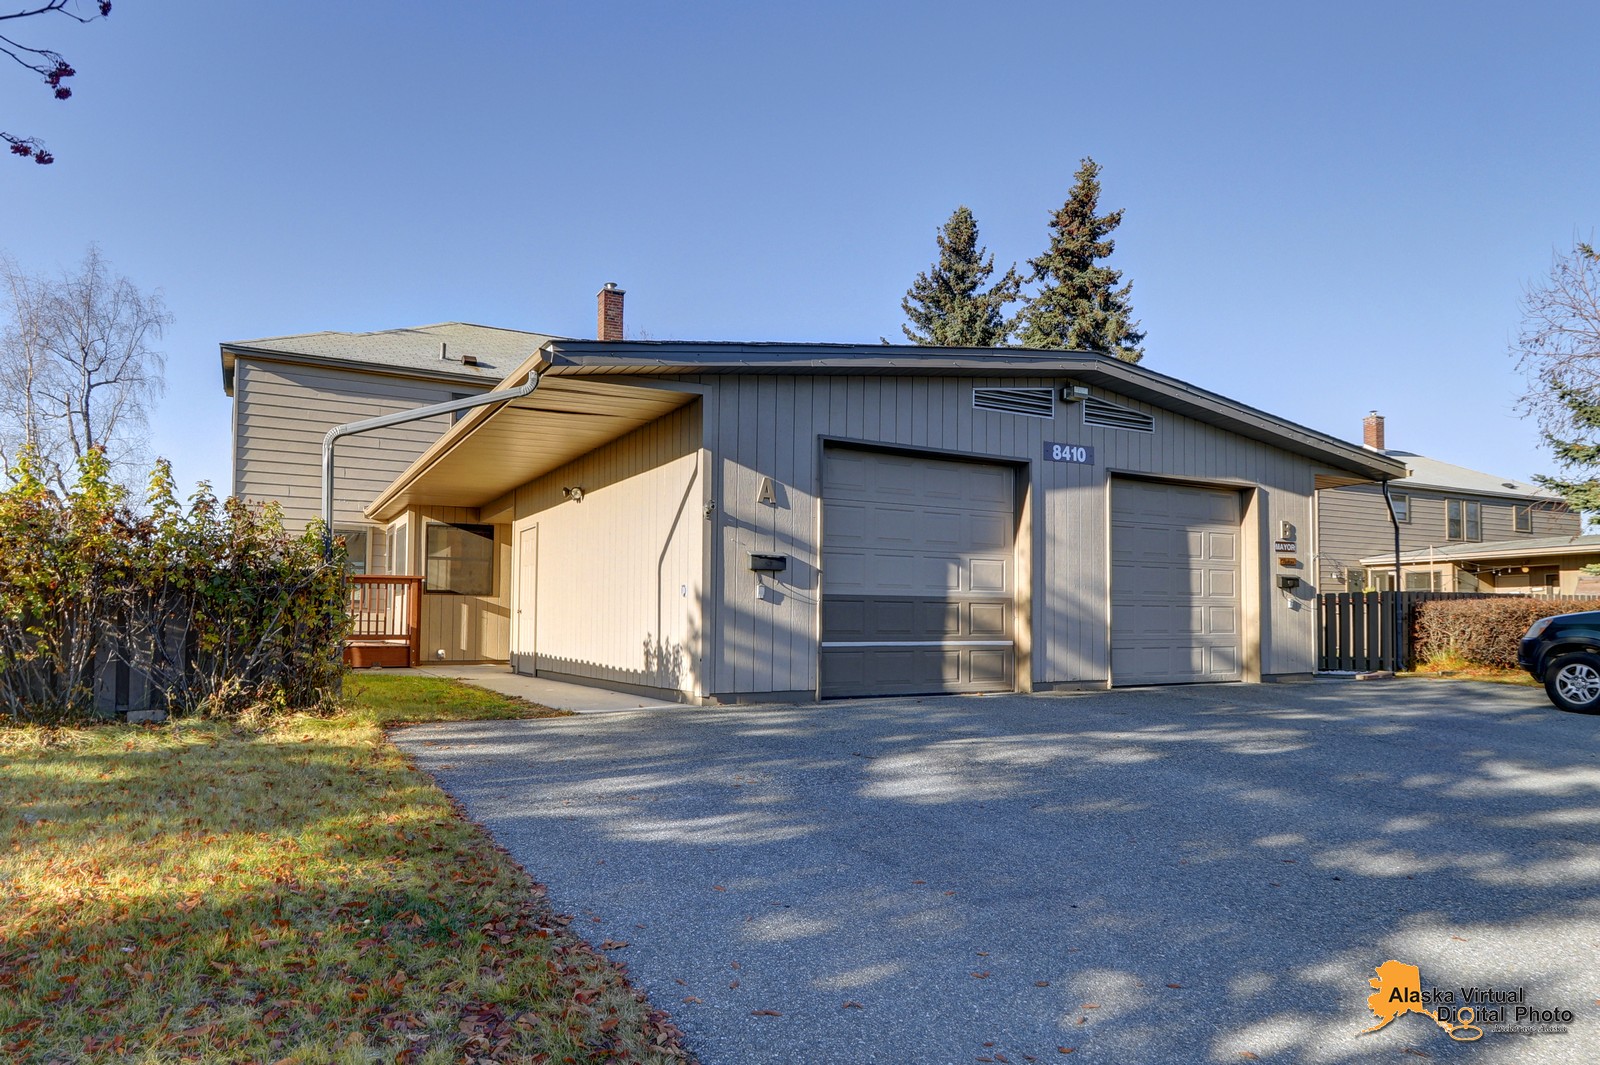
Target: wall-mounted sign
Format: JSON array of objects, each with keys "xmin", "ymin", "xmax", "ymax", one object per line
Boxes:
[
  {"xmin": 1044, "ymin": 442, "xmax": 1095, "ymax": 465},
  {"xmin": 1273, "ymin": 539, "xmax": 1297, "ymax": 553}
]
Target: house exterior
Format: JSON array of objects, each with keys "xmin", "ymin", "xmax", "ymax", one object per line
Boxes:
[
  {"xmin": 1358, "ymin": 535, "xmax": 1600, "ymax": 596},
  {"xmin": 222, "ymin": 292, "xmax": 1417, "ymax": 701},
  {"xmin": 1315, "ymin": 412, "xmax": 1579, "ymax": 592}
]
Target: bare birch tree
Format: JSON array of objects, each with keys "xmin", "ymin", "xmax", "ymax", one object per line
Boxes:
[
  {"xmin": 1515, "ymin": 239, "xmax": 1600, "ymax": 518},
  {"xmin": 0, "ymin": 245, "xmax": 170, "ymax": 489}
]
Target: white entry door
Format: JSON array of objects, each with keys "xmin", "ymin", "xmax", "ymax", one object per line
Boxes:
[{"xmin": 513, "ymin": 522, "xmax": 538, "ymax": 675}]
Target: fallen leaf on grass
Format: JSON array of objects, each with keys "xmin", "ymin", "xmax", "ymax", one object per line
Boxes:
[
  {"xmin": 1239, "ymin": 1054, "xmax": 1260, "ymax": 1061},
  {"xmin": 712, "ymin": 885, "xmax": 726, "ymax": 892},
  {"xmin": 682, "ymin": 996, "xmax": 702, "ymax": 1004},
  {"xmin": 729, "ymin": 980, "xmax": 740, "ymax": 989},
  {"xmin": 751, "ymin": 1009, "xmax": 782, "ymax": 1017},
  {"xmin": 1057, "ymin": 1049, "xmax": 1075, "ymax": 1055},
  {"xmin": 842, "ymin": 1001, "xmax": 863, "ymax": 1009},
  {"xmin": 1402, "ymin": 1050, "xmax": 1431, "ymax": 1059},
  {"xmin": 1081, "ymin": 1003, "xmax": 1099, "ymax": 1009},
  {"xmin": 599, "ymin": 940, "xmax": 629, "ymax": 950},
  {"xmin": 1450, "ymin": 935, "xmax": 1468, "ymax": 942},
  {"xmin": 1035, "ymin": 981, "xmax": 1050, "ymax": 987},
  {"xmin": 1166, "ymin": 983, "xmax": 1183, "ymax": 989},
  {"xmin": 971, "ymin": 972, "xmax": 992, "ymax": 979}
]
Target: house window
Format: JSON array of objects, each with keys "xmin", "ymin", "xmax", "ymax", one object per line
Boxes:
[
  {"xmin": 334, "ymin": 527, "xmax": 369, "ymax": 575},
  {"xmin": 1391, "ymin": 493, "xmax": 1410, "ymax": 523},
  {"xmin": 1404, "ymin": 570, "xmax": 1443, "ymax": 591},
  {"xmin": 425, "ymin": 522, "xmax": 495, "ymax": 594},
  {"xmin": 388, "ymin": 519, "xmax": 410, "ymax": 575},
  {"xmin": 1515, "ymin": 504, "xmax": 1533, "ymax": 533},
  {"xmin": 451, "ymin": 393, "xmax": 472, "ymax": 424},
  {"xmin": 1447, "ymin": 499, "xmax": 1481, "ymax": 542}
]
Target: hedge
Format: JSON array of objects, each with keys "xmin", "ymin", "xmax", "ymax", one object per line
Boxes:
[
  {"xmin": 0, "ymin": 448, "xmax": 348, "ymax": 724},
  {"xmin": 1413, "ymin": 596, "xmax": 1600, "ymax": 670}
]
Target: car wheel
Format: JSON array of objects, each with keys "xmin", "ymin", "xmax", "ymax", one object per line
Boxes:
[{"xmin": 1544, "ymin": 653, "xmax": 1600, "ymax": 713}]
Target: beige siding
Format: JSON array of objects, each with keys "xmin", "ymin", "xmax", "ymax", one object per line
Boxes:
[
  {"xmin": 415, "ymin": 506, "xmax": 510, "ymax": 662},
  {"xmin": 232, "ymin": 358, "xmax": 487, "ymax": 565},
  {"xmin": 689, "ymin": 375, "xmax": 1321, "ymax": 696},
  {"xmin": 508, "ymin": 403, "xmax": 704, "ymax": 696},
  {"xmin": 1316, "ymin": 484, "xmax": 1578, "ymax": 588}
]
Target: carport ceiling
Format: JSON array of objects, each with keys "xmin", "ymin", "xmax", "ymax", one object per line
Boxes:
[{"xmin": 367, "ymin": 378, "xmax": 696, "ymax": 518}]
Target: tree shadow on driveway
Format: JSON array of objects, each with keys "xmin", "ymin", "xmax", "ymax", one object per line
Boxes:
[{"xmin": 394, "ymin": 680, "xmax": 1600, "ymax": 1065}]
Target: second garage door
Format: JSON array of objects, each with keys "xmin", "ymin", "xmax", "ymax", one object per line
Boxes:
[
  {"xmin": 820, "ymin": 448, "xmax": 1015, "ymax": 698},
  {"xmin": 1110, "ymin": 479, "xmax": 1243, "ymax": 686}
]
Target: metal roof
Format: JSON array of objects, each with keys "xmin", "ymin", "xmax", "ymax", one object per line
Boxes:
[
  {"xmin": 219, "ymin": 322, "xmax": 562, "ymax": 394},
  {"xmin": 1360, "ymin": 534, "xmax": 1600, "ymax": 566}
]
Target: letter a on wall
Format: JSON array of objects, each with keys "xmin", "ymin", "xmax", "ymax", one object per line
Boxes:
[{"xmin": 756, "ymin": 476, "xmax": 777, "ymax": 505}]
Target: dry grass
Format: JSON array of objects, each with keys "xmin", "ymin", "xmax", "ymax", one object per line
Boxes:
[
  {"xmin": 1407, "ymin": 650, "xmax": 1541, "ymax": 687},
  {"xmin": 0, "ymin": 674, "xmax": 691, "ymax": 1064}
]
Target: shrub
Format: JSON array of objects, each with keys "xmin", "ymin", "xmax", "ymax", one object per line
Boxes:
[
  {"xmin": 0, "ymin": 448, "xmax": 348, "ymax": 724},
  {"xmin": 1413, "ymin": 596, "xmax": 1600, "ymax": 670}
]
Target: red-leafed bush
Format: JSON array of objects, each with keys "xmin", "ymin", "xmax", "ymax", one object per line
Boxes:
[{"xmin": 1413, "ymin": 597, "xmax": 1600, "ymax": 670}]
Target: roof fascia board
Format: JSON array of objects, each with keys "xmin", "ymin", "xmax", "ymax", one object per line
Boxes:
[
  {"xmin": 543, "ymin": 341, "xmax": 1405, "ymax": 481},
  {"xmin": 219, "ymin": 343, "xmax": 502, "ymax": 396}
]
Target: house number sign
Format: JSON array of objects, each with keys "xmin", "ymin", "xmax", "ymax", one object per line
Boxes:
[{"xmin": 1044, "ymin": 442, "xmax": 1095, "ymax": 465}]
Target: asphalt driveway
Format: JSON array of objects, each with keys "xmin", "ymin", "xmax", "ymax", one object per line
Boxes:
[{"xmin": 393, "ymin": 680, "xmax": 1600, "ymax": 1064}]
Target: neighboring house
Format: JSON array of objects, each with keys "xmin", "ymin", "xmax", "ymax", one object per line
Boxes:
[
  {"xmin": 1358, "ymin": 535, "xmax": 1600, "ymax": 596},
  {"xmin": 225, "ymin": 289, "xmax": 1411, "ymax": 701},
  {"xmin": 1315, "ymin": 412, "xmax": 1579, "ymax": 593}
]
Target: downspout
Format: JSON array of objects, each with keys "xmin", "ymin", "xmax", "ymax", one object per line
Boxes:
[
  {"xmin": 321, "ymin": 374, "xmax": 541, "ymax": 556},
  {"xmin": 1380, "ymin": 475, "xmax": 1404, "ymax": 670}
]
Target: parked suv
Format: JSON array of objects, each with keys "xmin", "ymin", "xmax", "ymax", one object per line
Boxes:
[{"xmin": 1520, "ymin": 611, "xmax": 1600, "ymax": 712}]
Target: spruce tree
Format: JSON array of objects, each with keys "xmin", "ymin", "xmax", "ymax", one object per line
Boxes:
[
  {"xmin": 1016, "ymin": 157, "xmax": 1145, "ymax": 362},
  {"xmin": 899, "ymin": 206, "xmax": 1022, "ymax": 347}
]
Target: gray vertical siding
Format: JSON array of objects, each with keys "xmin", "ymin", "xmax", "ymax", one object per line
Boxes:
[
  {"xmin": 691, "ymin": 375, "xmax": 1322, "ymax": 697},
  {"xmin": 507, "ymin": 402, "xmax": 704, "ymax": 697}
]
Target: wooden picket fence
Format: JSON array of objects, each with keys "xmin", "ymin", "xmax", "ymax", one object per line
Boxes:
[{"xmin": 1315, "ymin": 591, "xmax": 1598, "ymax": 672}]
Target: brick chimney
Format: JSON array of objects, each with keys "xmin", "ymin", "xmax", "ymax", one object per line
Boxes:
[
  {"xmin": 597, "ymin": 282, "xmax": 625, "ymax": 341},
  {"xmin": 1363, "ymin": 410, "xmax": 1385, "ymax": 451}
]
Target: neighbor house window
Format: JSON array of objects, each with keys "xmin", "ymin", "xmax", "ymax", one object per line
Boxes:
[
  {"xmin": 1515, "ymin": 504, "xmax": 1533, "ymax": 533},
  {"xmin": 1447, "ymin": 499, "xmax": 1481, "ymax": 542},
  {"xmin": 335, "ymin": 527, "xmax": 369, "ymax": 575},
  {"xmin": 1404, "ymin": 570, "xmax": 1443, "ymax": 592},
  {"xmin": 1391, "ymin": 493, "xmax": 1410, "ymax": 523},
  {"xmin": 425, "ymin": 522, "xmax": 495, "ymax": 594}
]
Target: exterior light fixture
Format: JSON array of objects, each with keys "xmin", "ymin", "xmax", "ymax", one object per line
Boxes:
[{"xmin": 561, "ymin": 486, "xmax": 585, "ymax": 503}]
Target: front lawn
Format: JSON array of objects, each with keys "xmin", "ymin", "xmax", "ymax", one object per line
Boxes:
[{"xmin": 0, "ymin": 674, "xmax": 692, "ymax": 1064}]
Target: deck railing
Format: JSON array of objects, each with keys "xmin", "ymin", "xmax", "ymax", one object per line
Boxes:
[{"xmin": 344, "ymin": 575, "xmax": 423, "ymax": 668}]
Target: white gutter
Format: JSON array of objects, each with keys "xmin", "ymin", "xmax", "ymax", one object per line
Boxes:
[{"xmin": 320, "ymin": 374, "xmax": 540, "ymax": 554}]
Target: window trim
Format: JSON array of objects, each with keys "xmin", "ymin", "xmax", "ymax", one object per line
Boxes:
[
  {"xmin": 334, "ymin": 525, "xmax": 371, "ymax": 575},
  {"xmin": 1446, "ymin": 498, "xmax": 1481, "ymax": 543},
  {"xmin": 1390, "ymin": 492, "xmax": 1410, "ymax": 524},
  {"xmin": 424, "ymin": 521, "xmax": 496, "ymax": 595},
  {"xmin": 1514, "ymin": 503, "xmax": 1533, "ymax": 534}
]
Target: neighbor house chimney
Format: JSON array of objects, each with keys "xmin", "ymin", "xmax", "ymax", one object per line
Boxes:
[
  {"xmin": 597, "ymin": 282, "xmax": 625, "ymax": 341},
  {"xmin": 1363, "ymin": 410, "xmax": 1385, "ymax": 451}
]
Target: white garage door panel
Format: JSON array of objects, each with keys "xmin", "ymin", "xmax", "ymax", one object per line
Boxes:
[{"xmin": 1111, "ymin": 480, "xmax": 1243, "ymax": 686}]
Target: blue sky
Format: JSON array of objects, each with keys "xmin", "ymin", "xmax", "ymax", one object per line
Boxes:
[{"xmin": 5, "ymin": 1, "xmax": 1597, "ymax": 496}]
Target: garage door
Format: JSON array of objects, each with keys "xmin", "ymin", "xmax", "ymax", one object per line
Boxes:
[
  {"xmin": 820, "ymin": 448, "xmax": 1015, "ymax": 698},
  {"xmin": 1110, "ymin": 479, "xmax": 1242, "ymax": 685}
]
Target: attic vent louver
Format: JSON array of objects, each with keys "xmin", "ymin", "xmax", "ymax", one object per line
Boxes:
[
  {"xmin": 1082, "ymin": 397, "xmax": 1155, "ymax": 433},
  {"xmin": 973, "ymin": 386, "xmax": 1055, "ymax": 419}
]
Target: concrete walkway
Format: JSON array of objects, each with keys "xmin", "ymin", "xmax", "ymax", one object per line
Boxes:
[{"xmin": 416, "ymin": 663, "xmax": 678, "ymax": 714}]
